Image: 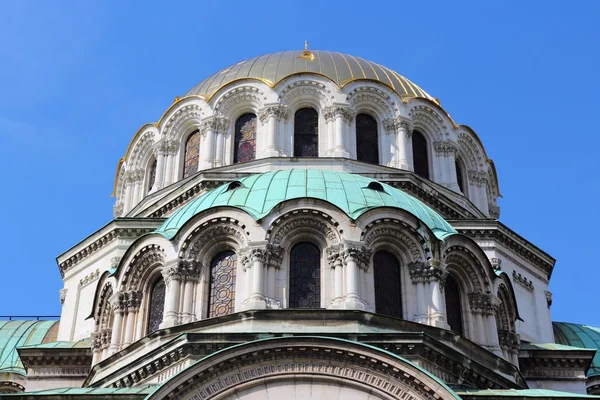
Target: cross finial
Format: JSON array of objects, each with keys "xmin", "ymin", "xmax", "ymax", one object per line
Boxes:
[{"xmin": 304, "ymin": 40, "xmax": 308, "ymax": 51}]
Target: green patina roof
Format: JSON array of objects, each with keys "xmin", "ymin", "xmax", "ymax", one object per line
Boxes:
[
  {"xmin": 457, "ymin": 388, "xmax": 600, "ymax": 398},
  {"xmin": 0, "ymin": 385, "xmax": 156, "ymax": 398},
  {"xmin": 18, "ymin": 339, "xmax": 89, "ymax": 350},
  {"xmin": 0, "ymin": 320, "xmax": 58, "ymax": 376},
  {"xmin": 554, "ymin": 322, "xmax": 600, "ymax": 377},
  {"xmin": 155, "ymin": 169, "xmax": 457, "ymax": 240}
]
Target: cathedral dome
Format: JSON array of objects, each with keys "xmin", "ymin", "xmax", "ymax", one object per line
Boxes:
[
  {"xmin": 155, "ymin": 169, "xmax": 456, "ymax": 239},
  {"xmin": 184, "ymin": 50, "xmax": 433, "ymax": 101}
]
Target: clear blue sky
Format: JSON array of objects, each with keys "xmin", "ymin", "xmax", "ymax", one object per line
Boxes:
[{"xmin": 0, "ymin": 1, "xmax": 598, "ymax": 326}]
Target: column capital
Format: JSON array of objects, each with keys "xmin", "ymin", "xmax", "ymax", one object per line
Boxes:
[
  {"xmin": 468, "ymin": 292, "xmax": 499, "ymax": 314},
  {"xmin": 266, "ymin": 244, "xmax": 284, "ymax": 268},
  {"xmin": 468, "ymin": 169, "xmax": 489, "ymax": 187},
  {"xmin": 341, "ymin": 244, "xmax": 372, "ymax": 271},
  {"xmin": 161, "ymin": 260, "xmax": 184, "ymax": 285},
  {"xmin": 326, "ymin": 246, "xmax": 343, "ymax": 268},
  {"xmin": 408, "ymin": 260, "xmax": 447, "ymax": 284},
  {"xmin": 433, "ymin": 140, "xmax": 458, "ymax": 156},
  {"xmin": 99, "ymin": 328, "xmax": 112, "ymax": 349},
  {"xmin": 258, "ymin": 105, "xmax": 289, "ymax": 122},
  {"xmin": 124, "ymin": 290, "xmax": 142, "ymax": 312},
  {"xmin": 179, "ymin": 259, "xmax": 203, "ymax": 282},
  {"xmin": 200, "ymin": 116, "xmax": 229, "ymax": 134},
  {"xmin": 498, "ymin": 329, "xmax": 520, "ymax": 351},
  {"xmin": 109, "ymin": 291, "xmax": 126, "ymax": 312},
  {"xmin": 383, "ymin": 116, "xmax": 413, "ymax": 136}
]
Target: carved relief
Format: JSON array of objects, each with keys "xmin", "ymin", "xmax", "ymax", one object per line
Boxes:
[
  {"xmin": 362, "ymin": 224, "xmax": 424, "ymax": 261},
  {"xmin": 214, "ymin": 86, "xmax": 263, "ymax": 115},
  {"xmin": 121, "ymin": 245, "xmax": 166, "ymax": 291},
  {"xmin": 268, "ymin": 215, "xmax": 340, "ymax": 246}
]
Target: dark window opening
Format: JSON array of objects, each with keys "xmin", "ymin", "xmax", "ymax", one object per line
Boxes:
[
  {"xmin": 412, "ymin": 130, "xmax": 430, "ymax": 179},
  {"xmin": 183, "ymin": 130, "xmax": 200, "ymax": 178},
  {"xmin": 289, "ymin": 242, "xmax": 321, "ymax": 308},
  {"xmin": 444, "ymin": 275, "xmax": 463, "ymax": 335},
  {"xmin": 356, "ymin": 113, "xmax": 379, "ymax": 164},
  {"xmin": 456, "ymin": 159, "xmax": 465, "ymax": 193},
  {"xmin": 147, "ymin": 159, "xmax": 157, "ymax": 194},
  {"xmin": 374, "ymin": 251, "xmax": 403, "ymax": 318},
  {"xmin": 367, "ymin": 181, "xmax": 385, "ymax": 192},
  {"xmin": 147, "ymin": 277, "xmax": 165, "ymax": 333},
  {"xmin": 294, "ymin": 108, "xmax": 318, "ymax": 157}
]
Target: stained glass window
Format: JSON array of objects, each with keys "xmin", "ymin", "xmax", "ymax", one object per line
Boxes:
[
  {"xmin": 183, "ymin": 130, "xmax": 200, "ymax": 178},
  {"xmin": 456, "ymin": 159, "xmax": 465, "ymax": 194},
  {"xmin": 444, "ymin": 275, "xmax": 463, "ymax": 335},
  {"xmin": 293, "ymin": 108, "xmax": 318, "ymax": 157},
  {"xmin": 356, "ymin": 113, "xmax": 379, "ymax": 164},
  {"xmin": 412, "ymin": 130, "xmax": 430, "ymax": 179},
  {"xmin": 147, "ymin": 158, "xmax": 157, "ymax": 193},
  {"xmin": 289, "ymin": 242, "xmax": 320, "ymax": 308},
  {"xmin": 374, "ymin": 251, "xmax": 402, "ymax": 318},
  {"xmin": 207, "ymin": 251, "xmax": 237, "ymax": 318},
  {"xmin": 234, "ymin": 113, "xmax": 257, "ymax": 163},
  {"xmin": 147, "ymin": 277, "xmax": 165, "ymax": 333}
]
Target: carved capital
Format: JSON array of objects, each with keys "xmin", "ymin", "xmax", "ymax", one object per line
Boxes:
[
  {"xmin": 109, "ymin": 291, "xmax": 126, "ymax": 312},
  {"xmin": 266, "ymin": 244, "xmax": 284, "ymax": 268},
  {"xmin": 124, "ymin": 290, "xmax": 142, "ymax": 311},
  {"xmin": 383, "ymin": 117, "xmax": 413, "ymax": 137},
  {"xmin": 468, "ymin": 170, "xmax": 489, "ymax": 186},
  {"xmin": 499, "ymin": 329, "xmax": 520, "ymax": 352},
  {"xmin": 408, "ymin": 260, "xmax": 447, "ymax": 284},
  {"xmin": 99, "ymin": 328, "xmax": 112, "ymax": 348},
  {"xmin": 161, "ymin": 261, "xmax": 184, "ymax": 285},
  {"xmin": 342, "ymin": 245, "xmax": 372, "ymax": 271},
  {"xmin": 258, "ymin": 106, "xmax": 279, "ymax": 122},
  {"xmin": 326, "ymin": 246, "xmax": 342, "ymax": 268},
  {"xmin": 433, "ymin": 140, "xmax": 457, "ymax": 155},
  {"xmin": 468, "ymin": 292, "xmax": 499, "ymax": 314},
  {"xmin": 200, "ymin": 116, "xmax": 229, "ymax": 134},
  {"xmin": 324, "ymin": 106, "xmax": 353, "ymax": 123},
  {"xmin": 90, "ymin": 331, "xmax": 102, "ymax": 351}
]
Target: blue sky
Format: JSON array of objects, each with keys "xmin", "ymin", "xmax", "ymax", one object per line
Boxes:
[{"xmin": 0, "ymin": 1, "xmax": 598, "ymax": 326}]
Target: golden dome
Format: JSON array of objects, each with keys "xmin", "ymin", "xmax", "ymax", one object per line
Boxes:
[{"xmin": 184, "ymin": 50, "xmax": 432, "ymax": 101}]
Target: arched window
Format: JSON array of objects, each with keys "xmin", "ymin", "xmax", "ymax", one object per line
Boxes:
[
  {"xmin": 147, "ymin": 277, "xmax": 165, "ymax": 333},
  {"xmin": 294, "ymin": 108, "xmax": 318, "ymax": 157},
  {"xmin": 356, "ymin": 113, "xmax": 379, "ymax": 164},
  {"xmin": 207, "ymin": 250, "xmax": 237, "ymax": 318},
  {"xmin": 147, "ymin": 158, "xmax": 157, "ymax": 194},
  {"xmin": 373, "ymin": 251, "xmax": 402, "ymax": 318},
  {"xmin": 456, "ymin": 159, "xmax": 466, "ymax": 194},
  {"xmin": 289, "ymin": 242, "xmax": 320, "ymax": 308},
  {"xmin": 412, "ymin": 130, "xmax": 430, "ymax": 179},
  {"xmin": 234, "ymin": 113, "xmax": 257, "ymax": 163},
  {"xmin": 444, "ymin": 275, "xmax": 463, "ymax": 335},
  {"xmin": 183, "ymin": 130, "xmax": 200, "ymax": 178}
]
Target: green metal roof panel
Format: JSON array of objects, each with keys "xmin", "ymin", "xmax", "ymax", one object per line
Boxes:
[
  {"xmin": 457, "ymin": 388, "xmax": 600, "ymax": 398},
  {"xmin": 155, "ymin": 169, "xmax": 457, "ymax": 240},
  {"xmin": 0, "ymin": 385, "xmax": 157, "ymax": 396},
  {"xmin": 0, "ymin": 320, "xmax": 58, "ymax": 376},
  {"xmin": 18, "ymin": 339, "xmax": 90, "ymax": 350},
  {"xmin": 554, "ymin": 322, "xmax": 600, "ymax": 376}
]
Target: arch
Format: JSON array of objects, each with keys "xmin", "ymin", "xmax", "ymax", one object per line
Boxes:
[
  {"xmin": 93, "ymin": 281, "xmax": 114, "ymax": 331},
  {"xmin": 412, "ymin": 130, "xmax": 430, "ymax": 179},
  {"xmin": 356, "ymin": 113, "xmax": 379, "ymax": 164},
  {"xmin": 293, "ymin": 107, "xmax": 319, "ymax": 157},
  {"xmin": 289, "ymin": 242, "xmax": 321, "ymax": 309},
  {"xmin": 207, "ymin": 250, "xmax": 237, "ymax": 318},
  {"xmin": 119, "ymin": 244, "xmax": 166, "ymax": 292},
  {"xmin": 373, "ymin": 250, "xmax": 402, "ymax": 318},
  {"xmin": 445, "ymin": 275, "xmax": 463, "ymax": 335},
  {"xmin": 233, "ymin": 113, "xmax": 257, "ymax": 163},
  {"xmin": 279, "ymin": 79, "xmax": 333, "ymax": 110},
  {"xmin": 266, "ymin": 210, "xmax": 342, "ymax": 248},
  {"xmin": 146, "ymin": 275, "xmax": 165, "ymax": 333},
  {"xmin": 145, "ymin": 336, "xmax": 460, "ymax": 400},
  {"xmin": 182, "ymin": 129, "xmax": 200, "ymax": 178}
]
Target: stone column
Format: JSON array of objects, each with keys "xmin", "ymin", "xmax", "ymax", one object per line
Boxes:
[
  {"xmin": 108, "ymin": 292, "xmax": 125, "ymax": 356},
  {"xmin": 259, "ymin": 106, "xmax": 280, "ymax": 158},
  {"xmin": 100, "ymin": 328, "xmax": 111, "ymax": 361},
  {"xmin": 180, "ymin": 260, "xmax": 202, "ymax": 324},
  {"xmin": 163, "ymin": 140, "xmax": 178, "ymax": 186},
  {"xmin": 324, "ymin": 108, "xmax": 335, "ymax": 155},
  {"xmin": 434, "ymin": 140, "xmax": 459, "ymax": 191},
  {"xmin": 91, "ymin": 332, "xmax": 102, "ymax": 365},
  {"xmin": 131, "ymin": 170, "xmax": 142, "ymax": 206},
  {"xmin": 265, "ymin": 244, "xmax": 283, "ymax": 308},
  {"xmin": 408, "ymin": 261, "xmax": 429, "ymax": 324},
  {"xmin": 396, "ymin": 119, "xmax": 413, "ymax": 171},
  {"xmin": 241, "ymin": 247, "xmax": 268, "ymax": 310},
  {"xmin": 342, "ymin": 244, "xmax": 371, "ymax": 310},
  {"xmin": 200, "ymin": 118, "xmax": 216, "ymax": 169},
  {"xmin": 383, "ymin": 119, "xmax": 397, "ymax": 167},
  {"xmin": 469, "ymin": 292, "xmax": 496, "ymax": 348},
  {"xmin": 427, "ymin": 259, "xmax": 449, "ymax": 329},
  {"xmin": 160, "ymin": 261, "xmax": 183, "ymax": 329},
  {"xmin": 122, "ymin": 172, "xmax": 134, "ymax": 214},
  {"xmin": 121, "ymin": 290, "xmax": 142, "ymax": 348},
  {"xmin": 153, "ymin": 144, "xmax": 167, "ymax": 191},
  {"xmin": 327, "ymin": 247, "xmax": 344, "ymax": 308},
  {"xmin": 331, "ymin": 106, "xmax": 352, "ymax": 158}
]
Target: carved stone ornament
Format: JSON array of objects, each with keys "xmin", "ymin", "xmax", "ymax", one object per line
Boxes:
[
  {"xmin": 326, "ymin": 246, "xmax": 342, "ymax": 268},
  {"xmin": 362, "ymin": 224, "xmax": 423, "ymax": 261},
  {"xmin": 408, "ymin": 260, "xmax": 447, "ymax": 285},
  {"xmin": 545, "ymin": 290, "xmax": 553, "ymax": 308},
  {"xmin": 512, "ymin": 270, "xmax": 534, "ymax": 291},
  {"xmin": 490, "ymin": 258, "xmax": 502, "ymax": 270},
  {"xmin": 433, "ymin": 140, "xmax": 457, "ymax": 155},
  {"xmin": 59, "ymin": 288, "xmax": 68, "ymax": 306},
  {"xmin": 382, "ymin": 116, "xmax": 413, "ymax": 137},
  {"xmin": 266, "ymin": 244, "xmax": 284, "ymax": 267},
  {"xmin": 186, "ymin": 224, "xmax": 247, "ymax": 259},
  {"xmin": 269, "ymin": 216, "xmax": 339, "ymax": 246},
  {"xmin": 258, "ymin": 105, "xmax": 289, "ymax": 122},
  {"xmin": 498, "ymin": 329, "xmax": 520, "ymax": 352},
  {"xmin": 199, "ymin": 116, "xmax": 229, "ymax": 134},
  {"xmin": 468, "ymin": 292, "xmax": 499, "ymax": 315},
  {"xmin": 341, "ymin": 245, "xmax": 372, "ymax": 271}
]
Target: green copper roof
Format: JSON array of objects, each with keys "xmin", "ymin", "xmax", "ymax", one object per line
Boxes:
[
  {"xmin": 18, "ymin": 339, "xmax": 89, "ymax": 350},
  {"xmin": 155, "ymin": 169, "xmax": 457, "ymax": 240},
  {"xmin": 0, "ymin": 320, "xmax": 58, "ymax": 376},
  {"xmin": 457, "ymin": 388, "xmax": 600, "ymax": 398},
  {"xmin": 554, "ymin": 322, "xmax": 600, "ymax": 376},
  {"xmin": 0, "ymin": 385, "xmax": 156, "ymax": 398}
]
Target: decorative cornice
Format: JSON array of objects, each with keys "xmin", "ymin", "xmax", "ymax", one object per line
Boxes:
[
  {"xmin": 58, "ymin": 225, "xmax": 159, "ymax": 277},
  {"xmin": 512, "ymin": 270, "xmax": 534, "ymax": 291}
]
